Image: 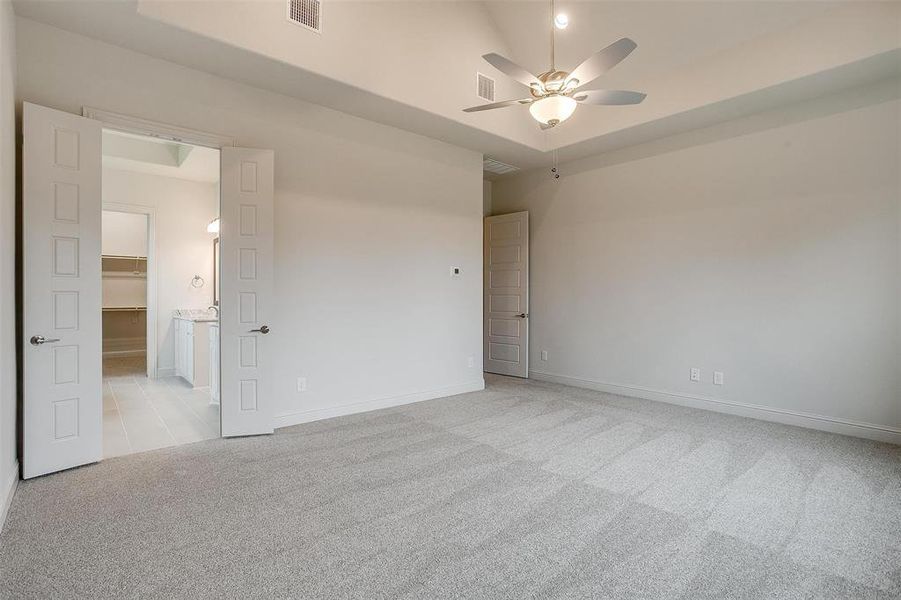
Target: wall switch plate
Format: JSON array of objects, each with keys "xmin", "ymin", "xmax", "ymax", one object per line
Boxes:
[
  {"xmin": 690, "ymin": 368, "xmax": 700, "ymax": 382},
  {"xmin": 450, "ymin": 266, "xmax": 461, "ymax": 278},
  {"xmin": 540, "ymin": 350, "xmax": 548, "ymax": 361},
  {"xmin": 713, "ymin": 371, "xmax": 724, "ymax": 386},
  {"xmin": 467, "ymin": 356, "xmax": 475, "ymax": 368},
  {"xmin": 296, "ymin": 377, "xmax": 307, "ymax": 393}
]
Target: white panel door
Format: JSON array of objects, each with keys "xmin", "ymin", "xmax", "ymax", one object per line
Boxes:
[
  {"xmin": 23, "ymin": 103, "xmax": 102, "ymax": 478},
  {"xmin": 483, "ymin": 211, "xmax": 529, "ymax": 378},
  {"xmin": 220, "ymin": 148, "xmax": 274, "ymax": 436}
]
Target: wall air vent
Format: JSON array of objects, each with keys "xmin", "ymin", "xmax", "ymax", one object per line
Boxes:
[
  {"xmin": 287, "ymin": 0, "xmax": 321, "ymax": 33},
  {"xmin": 483, "ymin": 157, "xmax": 518, "ymax": 176},
  {"xmin": 477, "ymin": 73, "xmax": 496, "ymax": 102}
]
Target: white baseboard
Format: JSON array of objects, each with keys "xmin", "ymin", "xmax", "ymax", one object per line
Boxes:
[
  {"xmin": 156, "ymin": 367, "xmax": 176, "ymax": 378},
  {"xmin": 0, "ymin": 461, "xmax": 19, "ymax": 534},
  {"xmin": 274, "ymin": 379, "xmax": 485, "ymax": 430},
  {"xmin": 529, "ymin": 371, "xmax": 901, "ymax": 445}
]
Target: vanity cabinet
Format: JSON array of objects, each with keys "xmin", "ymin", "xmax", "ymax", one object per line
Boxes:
[{"xmin": 174, "ymin": 318, "xmax": 211, "ymax": 388}]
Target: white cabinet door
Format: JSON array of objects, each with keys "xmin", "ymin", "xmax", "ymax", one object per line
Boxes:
[
  {"xmin": 220, "ymin": 148, "xmax": 274, "ymax": 436},
  {"xmin": 23, "ymin": 103, "xmax": 102, "ymax": 478},
  {"xmin": 174, "ymin": 318, "xmax": 184, "ymax": 378},
  {"xmin": 209, "ymin": 325, "xmax": 220, "ymax": 404},
  {"xmin": 173, "ymin": 319, "xmax": 180, "ymax": 376},
  {"xmin": 184, "ymin": 322, "xmax": 194, "ymax": 384}
]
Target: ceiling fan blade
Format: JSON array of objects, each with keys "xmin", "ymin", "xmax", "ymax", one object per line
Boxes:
[
  {"xmin": 573, "ymin": 89, "xmax": 647, "ymax": 106},
  {"xmin": 463, "ymin": 98, "xmax": 533, "ymax": 113},
  {"xmin": 568, "ymin": 38, "xmax": 638, "ymax": 89},
  {"xmin": 482, "ymin": 53, "xmax": 542, "ymax": 89}
]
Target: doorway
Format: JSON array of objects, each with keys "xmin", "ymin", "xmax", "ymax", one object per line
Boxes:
[
  {"xmin": 22, "ymin": 103, "xmax": 276, "ymax": 479},
  {"xmin": 100, "ymin": 129, "xmax": 221, "ymax": 458}
]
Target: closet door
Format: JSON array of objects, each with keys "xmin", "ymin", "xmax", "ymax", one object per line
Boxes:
[
  {"xmin": 22, "ymin": 103, "xmax": 102, "ymax": 478},
  {"xmin": 219, "ymin": 148, "xmax": 275, "ymax": 437}
]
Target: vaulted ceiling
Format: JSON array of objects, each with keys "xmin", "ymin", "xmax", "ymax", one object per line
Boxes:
[{"xmin": 14, "ymin": 1, "xmax": 901, "ymax": 174}]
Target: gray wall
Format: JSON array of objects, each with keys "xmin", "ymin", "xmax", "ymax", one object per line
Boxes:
[
  {"xmin": 16, "ymin": 17, "xmax": 484, "ymax": 428},
  {"xmin": 492, "ymin": 81, "xmax": 901, "ymax": 437}
]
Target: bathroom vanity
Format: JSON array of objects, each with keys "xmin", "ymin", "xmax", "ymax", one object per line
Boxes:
[{"xmin": 173, "ymin": 310, "xmax": 217, "ymax": 389}]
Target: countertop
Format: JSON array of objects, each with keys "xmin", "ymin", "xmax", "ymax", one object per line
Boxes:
[{"xmin": 173, "ymin": 309, "xmax": 218, "ymax": 323}]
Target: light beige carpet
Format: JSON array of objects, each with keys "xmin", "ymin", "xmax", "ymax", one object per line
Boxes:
[{"xmin": 1, "ymin": 374, "xmax": 899, "ymax": 598}]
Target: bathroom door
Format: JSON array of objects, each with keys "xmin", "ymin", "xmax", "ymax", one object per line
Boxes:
[
  {"xmin": 219, "ymin": 148, "xmax": 275, "ymax": 437},
  {"xmin": 22, "ymin": 103, "xmax": 103, "ymax": 478}
]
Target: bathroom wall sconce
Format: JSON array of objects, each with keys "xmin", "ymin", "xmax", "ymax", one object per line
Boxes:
[{"xmin": 207, "ymin": 218, "xmax": 220, "ymax": 233}]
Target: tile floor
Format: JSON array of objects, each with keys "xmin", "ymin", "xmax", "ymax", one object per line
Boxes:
[{"xmin": 103, "ymin": 356, "xmax": 220, "ymax": 458}]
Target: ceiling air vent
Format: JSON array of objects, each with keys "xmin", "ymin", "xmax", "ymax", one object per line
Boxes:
[
  {"xmin": 483, "ymin": 157, "xmax": 518, "ymax": 176},
  {"xmin": 477, "ymin": 73, "xmax": 495, "ymax": 102},
  {"xmin": 287, "ymin": 0, "xmax": 321, "ymax": 33}
]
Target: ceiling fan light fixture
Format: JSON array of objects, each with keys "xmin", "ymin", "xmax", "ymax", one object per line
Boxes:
[{"xmin": 529, "ymin": 95, "xmax": 577, "ymax": 126}]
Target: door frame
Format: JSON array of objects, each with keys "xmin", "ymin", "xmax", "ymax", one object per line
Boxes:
[
  {"xmin": 82, "ymin": 107, "xmax": 236, "ymax": 149},
  {"xmin": 102, "ymin": 202, "xmax": 157, "ymax": 378},
  {"xmin": 483, "ymin": 211, "xmax": 530, "ymax": 378},
  {"xmin": 84, "ymin": 107, "xmax": 235, "ymax": 408}
]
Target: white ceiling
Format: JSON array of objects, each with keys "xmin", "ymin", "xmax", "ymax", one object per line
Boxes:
[
  {"xmin": 13, "ymin": 1, "xmax": 901, "ymax": 174},
  {"xmin": 483, "ymin": 1, "xmax": 840, "ymax": 89}
]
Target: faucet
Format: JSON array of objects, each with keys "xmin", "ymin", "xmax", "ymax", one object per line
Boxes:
[{"xmin": 208, "ymin": 305, "xmax": 219, "ymax": 318}]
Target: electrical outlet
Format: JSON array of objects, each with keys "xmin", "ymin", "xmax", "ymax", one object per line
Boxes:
[
  {"xmin": 296, "ymin": 377, "xmax": 307, "ymax": 393},
  {"xmin": 540, "ymin": 350, "xmax": 548, "ymax": 361},
  {"xmin": 467, "ymin": 356, "xmax": 475, "ymax": 368},
  {"xmin": 713, "ymin": 371, "xmax": 724, "ymax": 386},
  {"xmin": 690, "ymin": 368, "xmax": 700, "ymax": 382}
]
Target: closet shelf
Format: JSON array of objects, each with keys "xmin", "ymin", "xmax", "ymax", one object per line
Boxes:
[
  {"xmin": 102, "ymin": 254, "xmax": 147, "ymax": 260},
  {"xmin": 102, "ymin": 306, "xmax": 147, "ymax": 312},
  {"xmin": 102, "ymin": 271, "xmax": 146, "ymax": 279}
]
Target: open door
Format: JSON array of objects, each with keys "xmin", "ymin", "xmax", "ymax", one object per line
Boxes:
[
  {"xmin": 219, "ymin": 148, "xmax": 275, "ymax": 437},
  {"xmin": 483, "ymin": 211, "xmax": 529, "ymax": 378},
  {"xmin": 23, "ymin": 103, "xmax": 102, "ymax": 478}
]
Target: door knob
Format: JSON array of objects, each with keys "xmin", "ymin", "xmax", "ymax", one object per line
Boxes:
[
  {"xmin": 250, "ymin": 325, "xmax": 270, "ymax": 334},
  {"xmin": 30, "ymin": 335, "xmax": 61, "ymax": 346},
  {"xmin": 515, "ymin": 313, "xmax": 528, "ymax": 319}
]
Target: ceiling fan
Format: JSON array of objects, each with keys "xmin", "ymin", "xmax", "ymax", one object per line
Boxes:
[{"xmin": 464, "ymin": 1, "xmax": 646, "ymax": 129}]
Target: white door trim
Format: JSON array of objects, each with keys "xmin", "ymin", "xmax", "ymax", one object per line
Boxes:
[
  {"xmin": 82, "ymin": 107, "xmax": 235, "ymax": 149},
  {"xmin": 103, "ymin": 202, "xmax": 157, "ymax": 378}
]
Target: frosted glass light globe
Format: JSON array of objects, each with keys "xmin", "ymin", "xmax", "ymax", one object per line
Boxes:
[{"xmin": 529, "ymin": 95, "xmax": 577, "ymax": 126}]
